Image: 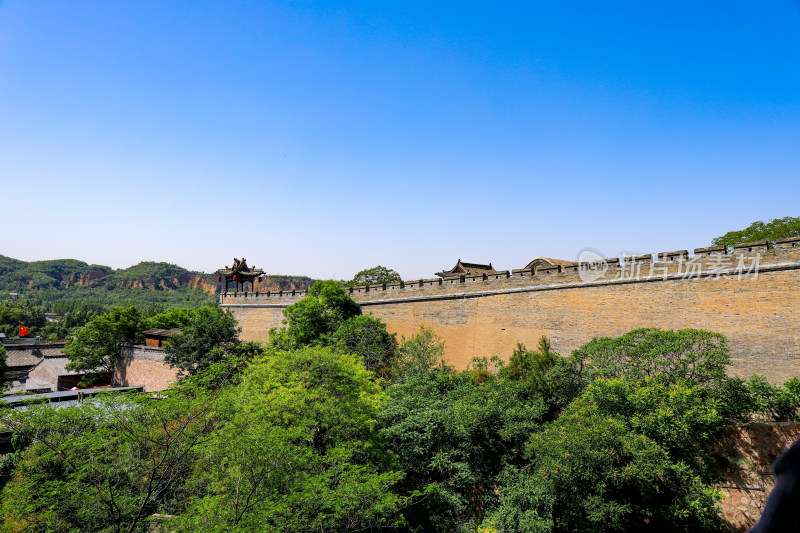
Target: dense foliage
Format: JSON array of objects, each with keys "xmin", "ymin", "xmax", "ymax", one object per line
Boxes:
[
  {"xmin": 60, "ymin": 306, "xmax": 242, "ymax": 380},
  {"xmin": 573, "ymin": 328, "xmax": 730, "ymax": 387},
  {"xmin": 270, "ymin": 280, "xmax": 362, "ymax": 348},
  {"xmin": 63, "ymin": 306, "xmax": 146, "ymax": 377},
  {"xmin": 711, "ymin": 216, "xmax": 800, "ymax": 248},
  {"xmin": 269, "ymin": 280, "xmax": 398, "ymax": 376},
  {"xmin": 0, "ymin": 301, "xmax": 49, "ymax": 339},
  {"xmin": 380, "ymin": 365, "xmax": 546, "ymax": 531},
  {"xmin": 163, "ymin": 307, "xmax": 241, "ymax": 374},
  {"xmin": 178, "ymin": 347, "xmax": 403, "ymax": 532},
  {"xmin": 3, "ymin": 304, "xmax": 800, "ymax": 532},
  {"xmin": 489, "ymin": 398, "xmax": 722, "ymax": 533},
  {"xmin": 0, "ymin": 386, "xmax": 211, "ymax": 532},
  {"xmin": 390, "ymin": 326, "xmax": 448, "ymax": 382}
]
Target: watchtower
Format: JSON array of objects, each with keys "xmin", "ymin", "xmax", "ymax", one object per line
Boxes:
[{"xmin": 216, "ymin": 258, "xmax": 264, "ymax": 293}]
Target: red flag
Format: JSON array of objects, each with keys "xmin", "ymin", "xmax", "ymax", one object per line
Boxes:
[{"xmin": 19, "ymin": 325, "xmax": 30, "ymax": 337}]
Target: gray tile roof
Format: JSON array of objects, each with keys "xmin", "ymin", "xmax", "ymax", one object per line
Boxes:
[
  {"xmin": 36, "ymin": 357, "xmax": 84, "ymax": 377},
  {"xmin": 5, "ymin": 345, "xmax": 66, "ymax": 369}
]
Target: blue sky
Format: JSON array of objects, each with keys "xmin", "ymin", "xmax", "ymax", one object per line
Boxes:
[{"xmin": 1, "ymin": 1, "xmax": 799, "ymax": 280}]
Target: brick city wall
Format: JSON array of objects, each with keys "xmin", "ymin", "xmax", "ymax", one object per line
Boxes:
[
  {"xmin": 222, "ymin": 237, "xmax": 800, "ymax": 383},
  {"xmin": 715, "ymin": 423, "xmax": 800, "ymax": 531},
  {"xmin": 114, "ymin": 345, "xmax": 181, "ymax": 392}
]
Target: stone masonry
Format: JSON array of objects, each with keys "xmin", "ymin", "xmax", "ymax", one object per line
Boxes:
[
  {"xmin": 114, "ymin": 344, "xmax": 181, "ymax": 392},
  {"xmin": 714, "ymin": 423, "xmax": 800, "ymax": 531},
  {"xmin": 222, "ymin": 238, "xmax": 800, "ymax": 383}
]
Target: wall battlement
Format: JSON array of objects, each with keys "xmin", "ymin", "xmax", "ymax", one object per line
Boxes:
[
  {"xmin": 222, "ymin": 237, "xmax": 800, "ymax": 382},
  {"xmin": 221, "ymin": 238, "xmax": 800, "ymax": 307}
]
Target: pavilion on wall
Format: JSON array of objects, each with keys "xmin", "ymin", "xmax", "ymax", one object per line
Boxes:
[
  {"xmin": 435, "ymin": 259, "xmax": 497, "ymax": 278},
  {"xmin": 216, "ymin": 258, "xmax": 264, "ymax": 293}
]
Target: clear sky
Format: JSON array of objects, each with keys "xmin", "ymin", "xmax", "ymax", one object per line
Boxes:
[{"xmin": 1, "ymin": 1, "xmax": 799, "ymax": 280}]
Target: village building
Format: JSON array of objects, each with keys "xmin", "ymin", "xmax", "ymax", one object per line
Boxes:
[
  {"xmin": 25, "ymin": 356, "xmax": 110, "ymax": 392},
  {"xmin": 142, "ymin": 328, "xmax": 182, "ymax": 348},
  {"xmin": 1, "ymin": 338, "xmax": 69, "ymax": 393}
]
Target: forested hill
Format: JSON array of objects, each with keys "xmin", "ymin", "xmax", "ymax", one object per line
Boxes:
[{"xmin": 0, "ymin": 254, "xmax": 314, "ymax": 308}]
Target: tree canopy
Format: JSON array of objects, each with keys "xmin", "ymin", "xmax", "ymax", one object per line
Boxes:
[
  {"xmin": 0, "ymin": 383, "xmax": 215, "ymax": 532},
  {"xmin": 179, "ymin": 346, "xmax": 403, "ymax": 531},
  {"xmin": 269, "ymin": 280, "xmax": 361, "ymax": 349},
  {"xmin": 162, "ymin": 306, "xmax": 241, "ymax": 374},
  {"xmin": 711, "ymin": 216, "xmax": 800, "ymax": 248},
  {"xmin": 328, "ymin": 314, "xmax": 397, "ymax": 377},
  {"xmin": 488, "ymin": 397, "xmax": 723, "ymax": 533},
  {"xmin": 62, "ymin": 305, "xmax": 242, "ymax": 378},
  {"xmin": 63, "ymin": 306, "xmax": 145, "ymax": 376},
  {"xmin": 0, "ymin": 301, "xmax": 47, "ymax": 339},
  {"xmin": 6, "ymin": 321, "xmax": 800, "ymax": 532},
  {"xmin": 572, "ymin": 328, "xmax": 730, "ymax": 388},
  {"xmin": 390, "ymin": 325, "xmax": 448, "ymax": 382},
  {"xmin": 344, "ymin": 265, "xmax": 402, "ymax": 287}
]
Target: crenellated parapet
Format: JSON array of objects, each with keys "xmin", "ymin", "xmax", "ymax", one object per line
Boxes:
[
  {"xmin": 220, "ymin": 237, "xmax": 800, "ymax": 307},
  {"xmin": 222, "ymin": 236, "xmax": 800, "ymax": 384}
]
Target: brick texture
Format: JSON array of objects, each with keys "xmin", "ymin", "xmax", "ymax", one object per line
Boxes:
[
  {"xmin": 715, "ymin": 423, "xmax": 800, "ymax": 531},
  {"xmin": 223, "ymin": 245, "xmax": 800, "ymax": 382},
  {"xmin": 114, "ymin": 345, "xmax": 180, "ymax": 392}
]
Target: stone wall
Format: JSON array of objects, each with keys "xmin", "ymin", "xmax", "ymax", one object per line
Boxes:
[
  {"xmin": 114, "ymin": 345, "xmax": 181, "ymax": 392},
  {"xmin": 222, "ymin": 238, "xmax": 800, "ymax": 382},
  {"xmin": 716, "ymin": 423, "xmax": 800, "ymax": 531}
]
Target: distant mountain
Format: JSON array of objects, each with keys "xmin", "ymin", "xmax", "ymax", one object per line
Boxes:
[
  {"xmin": 0, "ymin": 256, "xmax": 113, "ymax": 291},
  {"xmin": 0, "ymin": 255, "xmax": 315, "ymax": 307}
]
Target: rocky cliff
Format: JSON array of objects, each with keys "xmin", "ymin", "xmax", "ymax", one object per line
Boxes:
[{"xmin": 0, "ymin": 255, "xmax": 314, "ymax": 296}]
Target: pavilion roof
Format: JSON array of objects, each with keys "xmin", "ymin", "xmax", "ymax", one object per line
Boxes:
[{"xmin": 436, "ymin": 259, "xmax": 497, "ymax": 278}]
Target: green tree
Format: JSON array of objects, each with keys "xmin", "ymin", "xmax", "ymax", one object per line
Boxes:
[
  {"xmin": 344, "ymin": 265, "xmax": 403, "ymax": 287},
  {"xmin": 64, "ymin": 306, "xmax": 145, "ymax": 376},
  {"xmin": 582, "ymin": 378, "xmax": 725, "ymax": 480},
  {"xmin": 163, "ymin": 307, "xmax": 241, "ymax": 375},
  {"xmin": 391, "ymin": 325, "xmax": 448, "ymax": 381},
  {"xmin": 731, "ymin": 375, "xmax": 800, "ymax": 422},
  {"xmin": 498, "ymin": 337, "xmax": 584, "ymax": 421},
  {"xmin": 145, "ymin": 307, "xmax": 197, "ymax": 329},
  {"xmin": 177, "ymin": 346, "xmax": 403, "ymax": 532},
  {"xmin": 0, "ymin": 387, "xmax": 215, "ymax": 533},
  {"xmin": 380, "ymin": 368, "xmax": 545, "ymax": 531},
  {"xmin": 488, "ymin": 398, "xmax": 723, "ymax": 533},
  {"xmin": 328, "ymin": 314, "xmax": 398, "ymax": 378},
  {"xmin": 0, "ymin": 301, "xmax": 47, "ymax": 339},
  {"xmin": 573, "ymin": 328, "xmax": 730, "ymax": 388},
  {"xmin": 711, "ymin": 216, "xmax": 800, "ymax": 248},
  {"xmin": 269, "ymin": 280, "xmax": 361, "ymax": 349}
]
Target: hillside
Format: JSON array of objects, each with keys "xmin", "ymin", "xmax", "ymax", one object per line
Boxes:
[{"xmin": 0, "ymin": 254, "xmax": 314, "ymax": 308}]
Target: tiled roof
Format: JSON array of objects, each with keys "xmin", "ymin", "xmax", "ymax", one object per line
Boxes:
[
  {"xmin": 34, "ymin": 357, "xmax": 86, "ymax": 377},
  {"xmin": 5, "ymin": 345, "xmax": 66, "ymax": 369},
  {"xmin": 458, "ymin": 261, "xmax": 494, "ymax": 270},
  {"xmin": 436, "ymin": 259, "xmax": 497, "ymax": 277}
]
